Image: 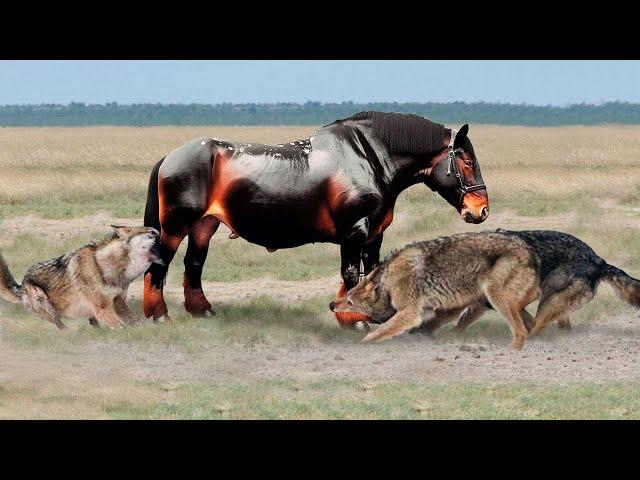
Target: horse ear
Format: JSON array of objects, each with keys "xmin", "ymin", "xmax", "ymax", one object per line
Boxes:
[{"xmin": 454, "ymin": 124, "xmax": 469, "ymax": 148}]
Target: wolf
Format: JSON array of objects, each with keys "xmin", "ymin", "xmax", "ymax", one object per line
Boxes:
[
  {"xmin": 0, "ymin": 226, "xmax": 160, "ymax": 330},
  {"xmin": 329, "ymin": 230, "xmax": 640, "ymax": 349}
]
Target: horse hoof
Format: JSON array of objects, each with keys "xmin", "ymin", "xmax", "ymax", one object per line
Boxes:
[
  {"xmin": 154, "ymin": 314, "xmax": 172, "ymax": 324},
  {"xmin": 203, "ymin": 309, "xmax": 216, "ymax": 318}
]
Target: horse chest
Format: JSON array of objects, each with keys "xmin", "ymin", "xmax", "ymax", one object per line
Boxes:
[{"xmin": 370, "ymin": 209, "xmax": 394, "ymax": 239}]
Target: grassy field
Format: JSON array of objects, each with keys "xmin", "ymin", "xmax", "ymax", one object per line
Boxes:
[
  {"xmin": 2, "ymin": 125, "xmax": 640, "ymax": 419},
  {"xmin": 4, "ymin": 378, "xmax": 640, "ymax": 420}
]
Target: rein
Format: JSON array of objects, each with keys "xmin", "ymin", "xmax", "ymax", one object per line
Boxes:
[{"xmin": 445, "ymin": 129, "xmax": 486, "ymax": 196}]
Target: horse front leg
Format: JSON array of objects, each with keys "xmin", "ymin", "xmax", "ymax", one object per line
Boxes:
[
  {"xmin": 335, "ymin": 217, "xmax": 371, "ymax": 327},
  {"xmin": 183, "ymin": 215, "xmax": 219, "ymax": 317},
  {"xmin": 362, "ymin": 233, "xmax": 383, "ymax": 275}
]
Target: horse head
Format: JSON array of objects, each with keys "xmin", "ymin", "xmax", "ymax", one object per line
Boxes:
[{"xmin": 425, "ymin": 124, "xmax": 489, "ymax": 224}]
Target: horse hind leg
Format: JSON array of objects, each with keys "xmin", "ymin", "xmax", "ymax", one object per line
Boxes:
[
  {"xmin": 143, "ymin": 229, "xmax": 187, "ymax": 322},
  {"xmin": 183, "ymin": 215, "xmax": 219, "ymax": 317}
]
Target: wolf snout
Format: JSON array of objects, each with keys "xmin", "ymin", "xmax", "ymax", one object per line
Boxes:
[{"xmin": 329, "ymin": 300, "xmax": 336, "ymax": 311}]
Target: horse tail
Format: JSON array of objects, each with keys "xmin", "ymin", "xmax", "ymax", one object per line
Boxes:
[
  {"xmin": 0, "ymin": 251, "xmax": 21, "ymax": 304},
  {"xmin": 144, "ymin": 157, "xmax": 164, "ymax": 231}
]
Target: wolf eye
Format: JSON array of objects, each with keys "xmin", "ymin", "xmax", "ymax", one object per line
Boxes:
[{"xmin": 347, "ymin": 298, "xmax": 354, "ymax": 306}]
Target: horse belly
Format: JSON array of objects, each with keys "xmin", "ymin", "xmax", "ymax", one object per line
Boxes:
[{"xmin": 209, "ymin": 178, "xmax": 338, "ymax": 248}]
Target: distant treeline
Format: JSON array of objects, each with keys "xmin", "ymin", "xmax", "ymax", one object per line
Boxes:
[{"xmin": 2, "ymin": 101, "xmax": 640, "ymax": 126}]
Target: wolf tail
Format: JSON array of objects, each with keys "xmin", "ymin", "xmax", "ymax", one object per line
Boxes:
[
  {"xmin": 144, "ymin": 157, "xmax": 164, "ymax": 232},
  {"xmin": 602, "ymin": 263, "xmax": 640, "ymax": 307},
  {"xmin": 0, "ymin": 251, "xmax": 21, "ymax": 303}
]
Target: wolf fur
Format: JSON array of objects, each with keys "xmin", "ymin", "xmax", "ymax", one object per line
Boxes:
[
  {"xmin": 330, "ymin": 230, "xmax": 640, "ymax": 349},
  {"xmin": 0, "ymin": 226, "xmax": 160, "ymax": 330}
]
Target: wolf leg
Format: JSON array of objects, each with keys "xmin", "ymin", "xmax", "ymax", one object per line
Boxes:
[
  {"xmin": 529, "ymin": 280, "xmax": 593, "ymax": 337},
  {"xmin": 521, "ymin": 308, "xmax": 536, "ymax": 332},
  {"xmin": 361, "ymin": 307, "xmax": 424, "ymax": 343},
  {"xmin": 450, "ymin": 302, "xmax": 488, "ymax": 333},
  {"xmin": 113, "ymin": 294, "xmax": 138, "ymax": 325},
  {"xmin": 421, "ymin": 307, "xmax": 466, "ymax": 335},
  {"xmin": 484, "ymin": 276, "xmax": 538, "ymax": 350},
  {"xmin": 556, "ymin": 315, "xmax": 571, "ymax": 330},
  {"xmin": 143, "ymin": 230, "xmax": 186, "ymax": 322},
  {"xmin": 21, "ymin": 283, "xmax": 67, "ymax": 330},
  {"xmin": 94, "ymin": 306, "xmax": 127, "ymax": 329},
  {"xmin": 183, "ymin": 215, "xmax": 219, "ymax": 317}
]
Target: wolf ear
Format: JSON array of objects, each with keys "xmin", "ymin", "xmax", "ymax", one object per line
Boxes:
[{"xmin": 110, "ymin": 225, "xmax": 131, "ymax": 237}]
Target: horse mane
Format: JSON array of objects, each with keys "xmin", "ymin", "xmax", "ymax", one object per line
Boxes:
[{"xmin": 335, "ymin": 111, "xmax": 449, "ymax": 156}]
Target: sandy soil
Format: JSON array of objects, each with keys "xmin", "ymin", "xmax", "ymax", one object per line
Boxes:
[
  {"xmin": 2, "ymin": 311, "xmax": 640, "ymax": 387},
  {"xmin": 2, "ymin": 210, "xmax": 640, "ymax": 390}
]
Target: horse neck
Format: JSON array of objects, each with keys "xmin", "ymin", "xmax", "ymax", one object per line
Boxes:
[
  {"xmin": 339, "ymin": 119, "xmax": 452, "ymax": 197},
  {"xmin": 385, "ymin": 142, "xmax": 451, "ymax": 196}
]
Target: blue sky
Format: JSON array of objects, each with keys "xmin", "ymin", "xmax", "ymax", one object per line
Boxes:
[{"xmin": 1, "ymin": 60, "xmax": 639, "ymax": 106}]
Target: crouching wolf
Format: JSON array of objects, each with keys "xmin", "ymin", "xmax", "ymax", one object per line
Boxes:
[
  {"xmin": 0, "ymin": 226, "xmax": 160, "ymax": 330},
  {"xmin": 329, "ymin": 230, "xmax": 640, "ymax": 349}
]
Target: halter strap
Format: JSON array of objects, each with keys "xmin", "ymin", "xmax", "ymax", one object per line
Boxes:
[
  {"xmin": 445, "ymin": 128, "xmax": 486, "ymax": 197},
  {"xmin": 446, "ymin": 129, "xmax": 457, "ymax": 176}
]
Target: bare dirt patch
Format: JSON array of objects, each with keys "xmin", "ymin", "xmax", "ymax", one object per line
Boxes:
[{"xmin": 3, "ymin": 308, "xmax": 640, "ymax": 391}]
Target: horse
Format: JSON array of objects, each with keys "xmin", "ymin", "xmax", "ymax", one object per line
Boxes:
[{"xmin": 142, "ymin": 111, "xmax": 489, "ymax": 325}]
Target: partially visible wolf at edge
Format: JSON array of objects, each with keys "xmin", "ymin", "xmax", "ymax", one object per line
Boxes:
[
  {"xmin": 0, "ymin": 226, "xmax": 160, "ymax": 330},
  {"xmin": 330, "ymin": 229, "xmax": 640, "ymax": 349}
]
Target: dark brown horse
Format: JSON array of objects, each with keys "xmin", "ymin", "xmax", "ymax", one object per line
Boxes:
[{"xmin": 142, "ymin": 111, "xmax": 489, "ymax": 324}]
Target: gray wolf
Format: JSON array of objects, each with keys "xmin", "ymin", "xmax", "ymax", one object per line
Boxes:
[
  {"xmin": 329, "ymin": 230, "xmax": 640, "ymax": 349},
  {"xmin": 0, "ymin": 226, "xmax": 160, "ymax": 330}
]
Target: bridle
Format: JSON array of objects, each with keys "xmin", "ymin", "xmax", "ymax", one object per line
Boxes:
[{"xmin": 445, "ymin": 129, "xmax": 486, "ymax": 197}]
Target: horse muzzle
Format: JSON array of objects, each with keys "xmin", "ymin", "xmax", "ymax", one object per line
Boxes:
[
  {"xmin": 461, "ymin": 206, "xmax": 489, "ymax": 224},
  {"xmin": 460, "ymin": 191, "xmax": 489, "ymax": 224}
]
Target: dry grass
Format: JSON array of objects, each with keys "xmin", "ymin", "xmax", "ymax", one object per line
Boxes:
[
  {"xmin": 3, "ymin": 125, "xmax": 640, "ymax": 419},
  {"xmin": 0, "ymin": 126, "xmax": 317, "ymax": 168},
  {"xmin": 2, "ymin": 125, "xmax": 640, "ymax": 216},
  {"xmin": 4, "ymin": 378, "xmax": 640, "ymax": 419}
]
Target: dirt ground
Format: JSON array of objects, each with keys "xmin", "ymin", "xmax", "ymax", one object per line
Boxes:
[
  {"xmin": 3, "ymin": 124, "xmax": 640, "ymax": 417},
  {"xmin": 2, "ymin": 210, "xmax": 640, "ymax": 389},
  {"xmin": 2, "ymin": 308, "xmax": 640, "ymax": 388}
]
